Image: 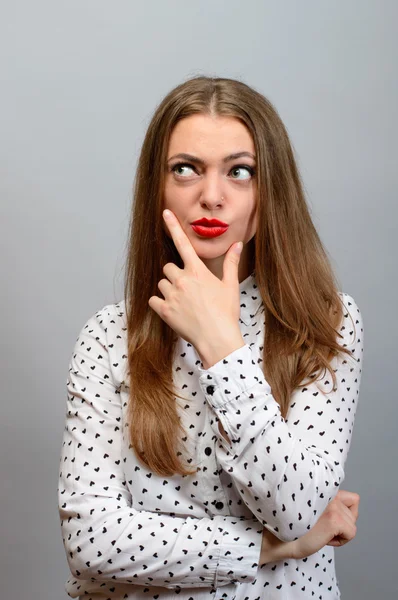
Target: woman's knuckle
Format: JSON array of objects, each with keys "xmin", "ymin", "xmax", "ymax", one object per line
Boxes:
[
  {"xmin": 330, "ymin": 511, "xmax": 343, "ymax": 528},
  {"xmin": 328, "ymin": 503, "xmax": 339, "ymax": 517}
]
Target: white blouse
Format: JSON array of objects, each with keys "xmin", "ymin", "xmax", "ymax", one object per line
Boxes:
[{"xmin": 58, "ymin": 272, "xmax": 364, "ymax": 600}]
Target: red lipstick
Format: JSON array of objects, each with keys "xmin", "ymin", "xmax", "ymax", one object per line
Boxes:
[{"xmin": 191, "ymin": 217, "xmax": 229, "ymax": 238}]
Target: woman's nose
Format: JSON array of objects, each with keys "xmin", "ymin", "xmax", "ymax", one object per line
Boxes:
[
  {"xmin": 200, "ymin": 196, "xmax": 224, "ymax": 210},
  {"xmin": 199, "ymin": 174, "xmax": 225, "ymax": 209}
]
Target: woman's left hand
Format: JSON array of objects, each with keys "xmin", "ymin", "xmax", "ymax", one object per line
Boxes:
[{"xmin": 148, "ymin": 209, "xmax": 243, "ymax": 350}]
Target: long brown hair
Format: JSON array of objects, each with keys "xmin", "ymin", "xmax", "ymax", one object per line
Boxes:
[{"xmin": 123, "ymin": 75, "xmax": 355, "ymax": 476}]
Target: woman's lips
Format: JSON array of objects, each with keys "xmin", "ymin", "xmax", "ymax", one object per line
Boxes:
[{"xmin": 191, "ymin": 224, "xmax": 229, "ymax": 238}]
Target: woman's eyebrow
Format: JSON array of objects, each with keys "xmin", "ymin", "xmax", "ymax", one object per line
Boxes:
[{"xmin": 167, "ymin": 151, "xmax": 256, "ymax": 165}]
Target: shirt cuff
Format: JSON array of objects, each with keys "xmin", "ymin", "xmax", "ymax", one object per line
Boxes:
[
  {"xmin": 215, "ymin": 516, "xmax": 263, "ymax": 586},
  {"xmin": 198, "ymin": 343, "xmax": 272, "ymax": 410}
]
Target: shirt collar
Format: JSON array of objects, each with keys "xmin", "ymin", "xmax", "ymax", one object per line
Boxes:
[{"xmin": 239, "ymin": 270, "xmax": 263, "ymax": 325}]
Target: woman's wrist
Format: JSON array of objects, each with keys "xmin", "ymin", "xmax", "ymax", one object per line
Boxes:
[
  {"xmin": 260, "ymin": 528, "xmax": 297, "ymax": 564},
  {"xmin": 195, "ymin": 331, "xmax": 245, "ymax": 370}
]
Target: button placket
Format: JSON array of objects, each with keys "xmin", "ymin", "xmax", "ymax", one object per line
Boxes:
[{"xmin": 198, "ymin": 404, "xmax": 229, "ymax": 515}]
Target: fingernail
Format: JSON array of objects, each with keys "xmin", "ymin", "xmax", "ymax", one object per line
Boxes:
[
  {"xmin": 163, "ymin": 210, "xmax": 172, "ymax": 219},
  {"xmin": 234, "ymin": 242, "xmax": 243, "ymax": 254}
]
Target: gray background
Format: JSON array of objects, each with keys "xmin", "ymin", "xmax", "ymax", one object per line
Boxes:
[{"xmin": 1, "ymin": 1, "xmax": 396, "ymax": 598}]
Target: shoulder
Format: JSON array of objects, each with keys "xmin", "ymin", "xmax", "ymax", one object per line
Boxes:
[
  {"xmin": 336, "ymin": 291, "xmax": 364, "ymax": 356},
  {"xmin": 70, "ymin": 299, "xmax": 127, "ymax": 384},
  {"xmin": 74, "ymin": 300, "xmax": 126, "ymax": 344}
]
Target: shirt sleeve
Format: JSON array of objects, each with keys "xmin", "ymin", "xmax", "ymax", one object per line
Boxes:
[
  {"xmin": 197, "ymin": 293, "xmax": 364, "ymax": 543},
  {"xmin": 57, "ymin": 307, "xmax": 263, "ymax": 590}
]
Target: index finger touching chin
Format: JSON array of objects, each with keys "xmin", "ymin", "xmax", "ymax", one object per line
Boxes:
[{"xmin": 163, "ymin": 210, "xmax": 200, "ymax": 268}]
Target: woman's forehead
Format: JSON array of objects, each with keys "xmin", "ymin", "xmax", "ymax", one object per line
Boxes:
[{"xmin": 167, "ymin": 114, "xmax": 255, "ymax": 159}]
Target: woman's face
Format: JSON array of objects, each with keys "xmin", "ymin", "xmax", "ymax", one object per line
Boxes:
[{"xmin": 163, "ymin": 114, "xmax": 257, "ymax": 282}]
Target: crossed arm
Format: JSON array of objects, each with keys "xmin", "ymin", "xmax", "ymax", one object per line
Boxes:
[{"xmin": 196, "ymin": 293, "xmax": 363, "ymax": 543}]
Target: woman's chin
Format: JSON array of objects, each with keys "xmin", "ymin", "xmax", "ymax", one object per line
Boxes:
[{"xmin": 191, "ymin": 240, "xmax": 228, "ymax": 257}]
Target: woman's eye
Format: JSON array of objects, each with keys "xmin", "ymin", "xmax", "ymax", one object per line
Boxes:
[
  {"xmin": 230, "ymin": 166, "xmax": 254, "ymax": 180},
  {"xmin": 171, "ymin": 164, "xmax": 195, "ymax": 177}
]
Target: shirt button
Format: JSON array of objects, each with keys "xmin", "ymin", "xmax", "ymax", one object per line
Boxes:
[
  {"xmin": 204, "ymin": 446, "xmax": 212, "ymax": 456},
  {"xmin": 215, "ymin": 501, "xmax": 224, "ymax": 510},
  {"xmin": 206, "ymin": 385, "xmax": 215, "ymax": 395}
]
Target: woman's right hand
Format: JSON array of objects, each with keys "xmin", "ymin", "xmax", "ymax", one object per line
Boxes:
[{"xmin": 290, "ymin": 489, "xmax": 360, "ymax": 560}]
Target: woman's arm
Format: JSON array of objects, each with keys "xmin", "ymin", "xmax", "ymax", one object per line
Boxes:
[
  {"xmin": 58, "ymin": 310, "xmax": 263, "ymax": 589},
  {"xmin": 259, "ymin": 489, "xmax": 360, "ymax": 563},
  {"xmin": 259, "ymin": 527, "xmax": 296, "ymax": 563},
  {"xmin": 197, "ymin": 294, "xmax": 364, "ymax": 542}
]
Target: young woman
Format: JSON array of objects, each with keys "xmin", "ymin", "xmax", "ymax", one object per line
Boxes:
[{"xmin": 58, "ymin": 76, "xmax": 363, "ymax": 600}]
